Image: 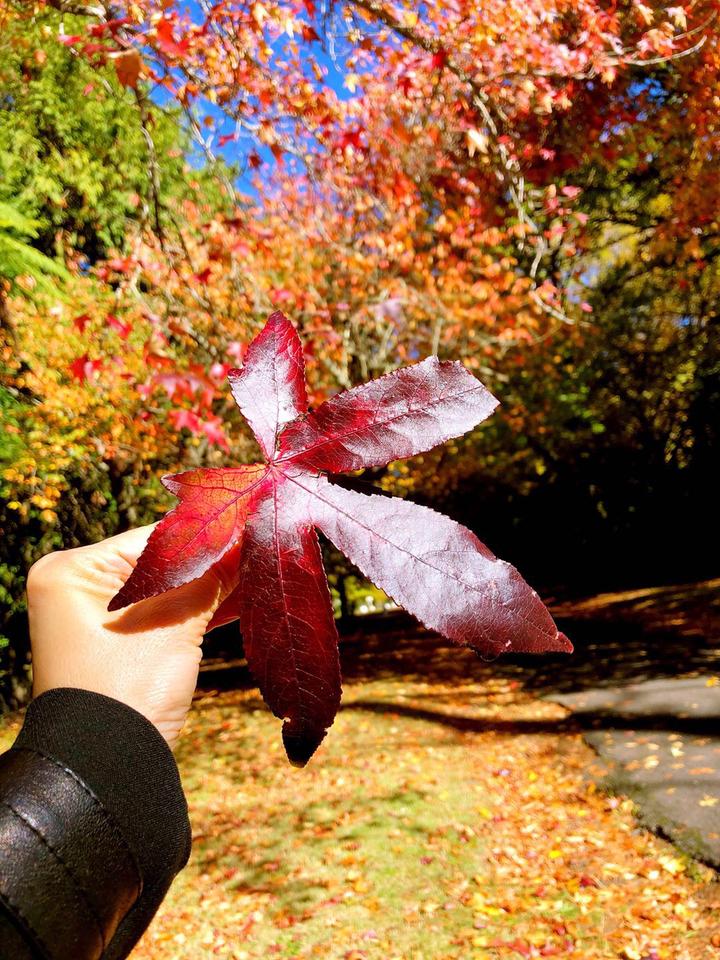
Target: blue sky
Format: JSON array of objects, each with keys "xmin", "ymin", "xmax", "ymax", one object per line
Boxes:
[{"xmin": 158, "ymin": 0, "xmax": 354, "ymax": 184}]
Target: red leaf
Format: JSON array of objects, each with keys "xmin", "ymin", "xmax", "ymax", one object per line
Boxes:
[
  {"xmin": 79, "ymin": 42, "xmax": 112, "ymax": 57},
  {"xmin": 201, "ymin": 414, "xmax": 229, "ymax": 451},
  {"xmin": 169, "ymin": 408, "xmax": 202, "ymax": 432},
  {"xmin": 113, "ymin": 48, "xmax": 142, "ymax": 89},
  {"xmin": 397, "ymin": 74, "xmax": 414, "ymax": 95},
  {"xmin": 302, "ymin": 24, "xmax": 321, "ymax": 43},
  {"xmin": 107, "ymin": 314, "xmax": 132, "ymax": 339},
  {"xmin": 106, "ymin": 256, "xmax": 135, "ymax": 274},
  {"xmin": 278, "ymin": 356, "xmax": 498, "ymax": 472},
  {"xmin": 145, "ymin": 351, "xmax": 174, "ymax": 371},
  {"xmin": 228, "ymin": 310, "xmax": 308, "ymax": 459},
  {"xmin": 110, "ymin": 312, "xmax": 571, "ymax": 764},
  {"xmin": 155, "ymin": 18, "xmax": 190, "ymax": 59},
  {"xmin": 336, "ymin": 127, "xmax": 365, "ymax": 151},
  {"xmin": 89, "ymin": 17, "xmax": 132, "ymax": 36},
  {"xmin": 294, "ymin": 473, "xmax": 571, "ymax": 656},
  {"xmin": 431, "ymin": 48, "xmax": 447, "ymax": 70},
  {"xmin": 69, "ymin": 354, "xmax": 102, "ymax": 382},
  {"xmin": 108, "ymin": 465, "xmax": 267, "ymax": 611},
  {"xmin": 236, "ymin": 474, "xmax": 341, "ymax": 766}
]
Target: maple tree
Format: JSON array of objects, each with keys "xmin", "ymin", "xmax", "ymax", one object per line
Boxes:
[{"xmin": 109, "ymin": 312, "xmax": 571, "ymax": 764}]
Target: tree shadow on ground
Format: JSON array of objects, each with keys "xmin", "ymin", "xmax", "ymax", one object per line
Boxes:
[
  {"xmin": 194, "ymin": 579, "xmax": 720, "ymax": 871},
  {"xmin": 198, "ymin": 579, "xmax": 719, "ymax": 702},
  {"xmin": 191, "ymin": 689, "xmax": 720, "ymax": 741},
  {"xmin": 341, "ymin": 699, "xmax": 720, "ymax": 738},
  {"xmin": 187, "ymin": 777, "xmax": 436, "ymax": 916},
  {"xmin": 528, "ymin": 578, "xmax": 720, "ymax": 696}
]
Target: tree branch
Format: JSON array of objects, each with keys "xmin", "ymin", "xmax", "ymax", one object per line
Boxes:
[
  {"xmin": 344, "ymin": 0, "xmax": 564, "ymax": 317},
  {"xmin": 40, "ymin": 0, "xmax": 108, "ymax": 17},
  {"xmin": 133, "ymin": 86, "xmax": 165, "ymax": 250}
]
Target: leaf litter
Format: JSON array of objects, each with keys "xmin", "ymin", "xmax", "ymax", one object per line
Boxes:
[{"xmin": 126, "ymin": 630, "xmax": 720, "ymax": 960}]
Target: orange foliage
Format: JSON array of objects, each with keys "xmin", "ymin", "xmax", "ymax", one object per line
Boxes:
[{"xmin": 4, "ymin": 0, "xmax": 720, "ymax": 524}]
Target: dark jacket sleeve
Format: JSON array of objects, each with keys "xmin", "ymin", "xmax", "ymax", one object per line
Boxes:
[{"xmin": 0, "ymin": 688, "xmax": 192, "ymax": 960}]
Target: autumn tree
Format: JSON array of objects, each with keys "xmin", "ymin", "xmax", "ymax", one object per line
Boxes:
[{"xmin": 1, "ymin": 0, "xmax": 719, "ymax": 699}]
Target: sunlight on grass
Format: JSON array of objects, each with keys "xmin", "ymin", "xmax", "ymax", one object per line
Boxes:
[
  {"xmin": 0, "ymin": 653, "xmax": 717, "ymax": 958},
  {"xmin": 124, "ymin": 667, "xmax": 717, "ymax": 960}
]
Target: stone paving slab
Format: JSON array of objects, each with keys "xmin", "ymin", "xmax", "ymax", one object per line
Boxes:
[{"xmin": 552, "ymin": 676, "xmax": 720, "ymax": 866}]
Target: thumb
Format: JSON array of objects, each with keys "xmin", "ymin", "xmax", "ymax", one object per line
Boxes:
[{"xmin": 104, "ymin": 535, "xmax": 240, "ymax": 637}]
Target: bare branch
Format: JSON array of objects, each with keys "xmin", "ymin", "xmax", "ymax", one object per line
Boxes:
[{"xmin": 133, "ymin": 86, "xmax": 165, "ymax": 249}]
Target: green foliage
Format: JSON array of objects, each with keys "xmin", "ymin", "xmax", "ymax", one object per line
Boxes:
[
  {"xmin": 0, "ymin": 10, "xmax": 232, "ymax": 263},
  {"xmin": 0, "ymin": 387, "xmax": 24, "ymax": 466},
  {"xmin": 0, "ymin": 199, "xmax": 68, "ymax": 297},
  {"xmin": 0, "ymin": 11, "xmax": 240, "ymax": 706},
  {"xmin": 0, "ymin": 387, "xmax": 44, "ymax": 703}
]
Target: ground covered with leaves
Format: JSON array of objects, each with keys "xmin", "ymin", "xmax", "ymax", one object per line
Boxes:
[
  {"xmin": 150, "ymin": 620, "xmax": 720, "ymax": 960},
  {"xmin": 1, "ymin": 603, "xmax": 718, "ymax": 959}
]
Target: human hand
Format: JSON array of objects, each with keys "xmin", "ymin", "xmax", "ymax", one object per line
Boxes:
[{"xmin": 27, "ymin": 526, "xmax": 235, "ymax": 748}]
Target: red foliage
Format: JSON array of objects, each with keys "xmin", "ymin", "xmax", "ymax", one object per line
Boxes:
[
  {"xmin": 154, "ymin": 18, "xmax": 190, "ymax": 60},
  {"xmin": 69, "ymin": 354, "xmax": 103, "ymax": 382}
]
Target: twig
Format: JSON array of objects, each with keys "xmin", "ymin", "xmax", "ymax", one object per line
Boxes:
[{"xmin": 133, "ymin": 86, "xmax": 165, "ymax": 249}]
